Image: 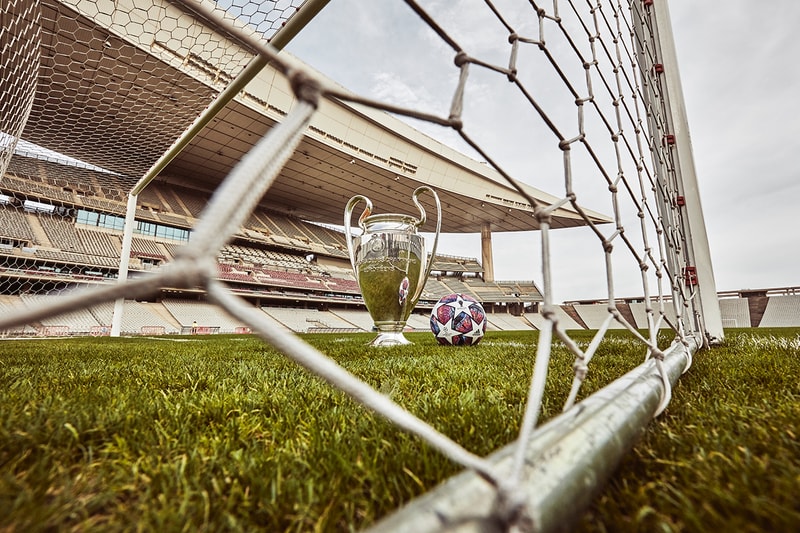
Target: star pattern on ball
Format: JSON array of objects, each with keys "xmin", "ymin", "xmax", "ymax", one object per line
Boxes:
[
  {"xmin": 431, "ymin": 293, "xmax": 486, "ymax": 345},
  {"xmin": 446, "ymin": 296, "xmax": 474, "ymax": 319},
  {"xmin": 464, "ymin": 314, "xmax": 486, "ymax": 339}
]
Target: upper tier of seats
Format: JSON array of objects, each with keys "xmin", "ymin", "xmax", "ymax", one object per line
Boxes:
[{"xmin": 2, "ymin": 154, "xmax": 540, "ymax": 304}]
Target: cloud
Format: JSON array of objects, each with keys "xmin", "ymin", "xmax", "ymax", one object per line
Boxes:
[{"xmin": 288, "ymin": 0, "xmax": 800, "ymax": 301}]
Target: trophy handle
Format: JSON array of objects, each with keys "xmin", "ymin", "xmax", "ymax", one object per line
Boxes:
[
  {"xmin": 344, "ymin": 194, "xmax": 372, "ymax": 270},
  {"xmin": 411, "ymin": 186, "xmax": 441, "ymax": 287}
]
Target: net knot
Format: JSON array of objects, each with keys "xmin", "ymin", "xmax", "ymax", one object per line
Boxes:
[
  {"xmin": 492, "ymin": 481, "xmax": 533, "ymax": 532},
  {"xmin": 289, "ymin": 69, "xmax": 321, "ymax": 108},
  {"xmin": 534, "ymin": 206, "xmax": 551, "ymax": 225},
  {"xmin": 573, "ymin": 361, "xmax": 589, "ymax": 380},
  {"xmin": 454, "ymin": 51, "xmax": 469, "ymax": 67},
  {"xmin": 541, "ymin": 305, "xmax": 557, "ymax": 322},
  {"xmin": 168, "ymin": 251, "xmax": 217, "ymax": 289}
]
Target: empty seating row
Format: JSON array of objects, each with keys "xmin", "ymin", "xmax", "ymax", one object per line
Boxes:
[
  {"xmin": 0, "ymin": 205, "xmax": 35, "ymax": 240},
  {"xmin": 486, "ymin": 314, "xmax": 536, "ymax": 331},
  {"xmin": 131, "ymin": 237, "xmax": 167, "ymax": 258},
  {"xmin": 261, "ymin": 307, "xmax": 362, "ymax": 332},
  {"xmin": 36, "ymin": 214, "xmax": 119, "ymax": 259},
  {"xmin": 19, "ymin": 293, "xmax": 102, "ymax": 331},
  {"xmin": 759, "ymin": 295, "xmax": 800, "ymax": 327},
  {"xmin": 628, "ymin": 302, "xmax": 678, "ymax": 330},
  {"xmin": 1, "ymin": 174, "xmax": 75, "ymax": 202},
  {"xmin": 161, "ymin": 298, "xmax": 246, "ymax": 333},
  {"xmin": 718, "ymin": 298, "xmax": 751, "ymax": 328},
  {"xmin": 82, "ymin": 300, "xmax": 181, "ymax": 335},
  {"xmin": 33, "ymin": 248, "xmax": 119, "ymax": 268},
  {"xmin": 572, "ymin": 304, "xmax": 630, "ymax": 330}
]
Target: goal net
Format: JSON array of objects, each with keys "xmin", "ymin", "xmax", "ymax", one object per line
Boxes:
[{"xmin": 0, "ymin": 0, "xmax": 722, "ymax": 530}]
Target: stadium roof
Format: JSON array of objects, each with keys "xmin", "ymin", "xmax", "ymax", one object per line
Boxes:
[{"xmin": 10, "ymin": 0, "xmax": 611, "ymax": 234}]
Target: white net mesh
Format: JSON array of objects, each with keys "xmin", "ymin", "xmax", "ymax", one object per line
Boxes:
[
  {"xmin": 0, "ymin": 0, "xmax": 717, "ymax": 529},
  {"xmin": 1, "ymin": 0, "xmax": 41, "ymax": 177}
]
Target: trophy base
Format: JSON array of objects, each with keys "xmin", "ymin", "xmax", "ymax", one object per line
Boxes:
[{"xmin": 367, "ymin": 330, "xmax": 411, "ymax": 347}]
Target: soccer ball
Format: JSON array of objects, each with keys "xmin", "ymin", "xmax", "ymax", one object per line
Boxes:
[{"xmin": 430, "ymin": 293, "xmax": 487, "ymax": 345}]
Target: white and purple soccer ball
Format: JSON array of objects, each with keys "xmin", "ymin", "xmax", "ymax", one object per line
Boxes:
[{"xmin": 430, "ymin": 293, "xmax": 487, "ymax": 346}]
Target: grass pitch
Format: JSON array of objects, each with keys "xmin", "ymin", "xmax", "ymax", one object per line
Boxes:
[{"xmin": 1, "ymin": 329, "xmax": 798, "ymax": 531}]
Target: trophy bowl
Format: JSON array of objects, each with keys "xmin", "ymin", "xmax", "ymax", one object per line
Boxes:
[{"xmin": 344, "ymin": 187, "xmax": 441, "ymax": 346}]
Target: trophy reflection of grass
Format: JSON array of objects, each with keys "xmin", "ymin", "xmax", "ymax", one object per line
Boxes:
[{"xmin": 357, "ymin": 253, "xmax": 422, "ymax": 326}]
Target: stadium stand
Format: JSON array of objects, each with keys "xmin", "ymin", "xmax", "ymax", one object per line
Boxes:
[
  {"xmin": 422, "ymin": 278, "xmax": 458, "ymax": 301},
  {"xmin": 328, "ymin": 309, "xmax": 375, "ymax": 331},
  {"xmin": 86, "ymin": 300, "xmax": 182, "ymax": 335},
  {"xmin": 486, "ymin": 313, "xmax": 536, "ymax": 331},
  {"xmin": 573, "ymin": 304, "xmax": 630, "ymax": 330},
  {"xmin": 19, "ymin": 293, "xmax": 102, "ymax": 333},
  {"xmin": 0, "ymin": 204, "xmax": 36, "ymax": 241},
  {"xmin": 130, "ymin": 238, "xmax": 167, "ymax": 259},
  {"xmin": 137, "ymin": 186, "xmax": 171, "ymax": 214},
  {"xmin": 161, "ymin": 298, "xmax": 246, "ymax": 333},
  {"xmin": 172, "ymin": 186, "xmax": 208, "ymax": 218},
  {"xmin": 628, "ymin": 302, "xmax": 679, "ymax": 330},
  {"xmin": 77, "ymin": 228, "xmax": 120, "ymax": 258},
  {"xmin": 38, "ymin": 214, "xmax": 81, "ymax": 253},
  {"xmin": 0, "ymin": 295, "xmax": 38, "ymax": 336},
  {"xmin": 255, "ymin": 309, "xmax": 364, "ymax": 333},
  {"xmin": 4, "ymin": 154, "xmax": 799, "ymax": 335},
  {"xmin": 463, "ymin": 278, "xmax": 510, "ymax": 302},
  {"xmin": 312, "ymin": 311, "xmax": 363, "ymax": 331},
  {"xmin": 525, "ymin": 306, "xmax": 583, "ymax": 331},
  {"xmin": 261, "ymin": 307, "xmax": 325, "ymax": 333},
  {"xmin": 758, "ymin": 295, "xmax": 800, "ymax": 327},
  {"xmin": 718, "ymin": 298, "xmax": 751, "ymax": 329},
  {"xmin": 440, "ymin": 278, "xmax": 478, "ymax": 299},
  {"xmin": 405, "ymin": 313, "xmax": 432, "ymax": 331},
  {"xmin": 323, "ymin": 277, "xmax": 361, "ymax": 295}
]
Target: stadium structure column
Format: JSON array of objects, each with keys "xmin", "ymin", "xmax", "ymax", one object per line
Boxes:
[{"xmin": 481, "ymin": 222, "xmax": 495, "ymax": 283}]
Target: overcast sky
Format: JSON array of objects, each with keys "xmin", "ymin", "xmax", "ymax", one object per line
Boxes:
[{"xmin": 285, "ymin": 0, "xmax": 800, "ymax": 302}]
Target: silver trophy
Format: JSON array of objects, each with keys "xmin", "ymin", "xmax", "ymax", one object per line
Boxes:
[{"xmin": 344, "ymin": 186, "xmax": 441, "ymax": 346}]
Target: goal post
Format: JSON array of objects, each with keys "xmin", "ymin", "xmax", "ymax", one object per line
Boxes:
[{"xmin": 637, "ymin": 0, "xmax": 724, "ymax": 343}]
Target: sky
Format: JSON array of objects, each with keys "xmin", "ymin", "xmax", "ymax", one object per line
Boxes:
[{"xmin": 283, "ymin": 0, "xmax": 800, "ymax": 303}]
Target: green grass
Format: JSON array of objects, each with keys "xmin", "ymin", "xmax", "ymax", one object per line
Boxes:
[
  {"xmin": 579, "ymin": 328, "xmax": 800, "ymax": 532},
  {"xmin": 0, "ymin": 329, "xmax": 797, "ymax": 531}
]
